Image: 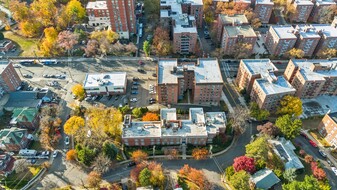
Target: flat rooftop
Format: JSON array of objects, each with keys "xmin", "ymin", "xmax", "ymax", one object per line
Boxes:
[
  {"xmin": 256, "ymin": 76, "xmax": 296, "ymax": 95},
  {"xmin": 271, "ymin": 25, "xmax": 297, "ymax": 39},
  {"xmin": 123, "ymin": 122, "xmax": 162, "ymax": 138},
  {"xmin": 86, "ymin": 1, "xmax": 107, "ymax": 9},
  {"xmin": 205, "ymin": 112, "xmax": 226, "ymax": 134},
  {"xmin": 234, "ymin": 0, "xmax": 251, "ymax": 3},
  {"xmin": 195, "ymin": 59, "xmax": 223, "ymax": 84},
  {"xmin": 224, "ymin": 25, "xmax": 256, "ymax": 37},
  {"xmin": 158, "ymin": 59, "xmax": 180, "ymax": 84},
  {"xmin": 241, "ymin": 59, "xmax": 278, "ymax": 75},
  {"xmin": 256, "ymin": 0, "xmax": 274, "ymax": 5},
  {"xmin": 83, "ymin": 72, "xmax": 127, "ymax": 88},
  {"xmin": 219, "ymin": 14, "xmax": 249, "ymax": 25},
  {"xmin": 316, "ymin": 0, "xmax": 336, "ymax": 5},
  {"xmin": 292, "ymin": 59, "xmax": 337, "ymax": 81},
  {"xmin": 294, "ymin": 0, "xmax": 314, "ymax": 5},
  {"xmin": 312, "ymin": 24, "xmax": 337, "ymax": 38},
  {"xmin": 295, "ymin": 25, "xmax": 321, "ymax": 39},
  {"xmin": 160, "ymin": 108, "xmax": 177, "ymax": 120}
]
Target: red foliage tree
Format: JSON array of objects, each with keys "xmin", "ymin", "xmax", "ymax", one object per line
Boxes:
[
  {"xmin": 311, "ymin": 162, "xmax": 327, "ymax": 181},
  {"xmin": 233, "ymin": 156, "xmax": 256, "ymax": 174}
]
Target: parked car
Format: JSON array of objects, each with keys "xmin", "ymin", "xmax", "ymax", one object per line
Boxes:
[
  {"xmin": 85, "ymin": 96, "xmax": 92, "ymax": 101},
  {"xmin": 132, "ymin": 82, "xmax": 139, "ymax": 85},
  {"xmin": 127, "ymin": 161, "xmax": 136, "ymax": 167},
  {"xmin": 115, "ymin": 95, "xmax": 120, "ymax": 100},
  {"xmin": 133, "ymin": 77, "xmax": 139, "ymax": 81},
  {"xmin": 52, "ymin": 150, "xmax": 58, "ymax": 158},
  {"xmin": 332, "ymin": 167, "xmax": 337, "ymax": 176},
  {"xmin": 318, "ymin": 150, "xmax": 327, "ymax": 157},
  {"xmin": 92, "ymin": 95, "xmax": 98, "ymax": 101},
  {"xmin": 137, "ymin": 68, "xmax": 145, "ymax": 73},
  {"xmin": 131, "ymin": 86, "xmax": 138, "ymax": 90},
  {"xmin": 152, "ymin": 73, "xmax": 157, "ymax": 77},
  {"xmin": 41, "ymin": 151, "xmax": 50, "ymax": 156},
  {"xmin": 43, "ymin": 74, "xmax": 51, "ymax": 78},
  {"xmin": 65, "ymin": 136, "xmax": 70, "ymax": 145},
  {"xmin": 309, "ymin": 140, "xmax": 317, "ymax": 147},
  {"xmin": 23, "ymin": 74, "xmax": 32, "ymax": 78},
  {"xmin": 131, "ymin": 91, "xmax": 138, "ymax": 94},
  {"xmin": 13, "ymin": 64, "xmax": 21, "ymax": 68},
  {"xmin": 149, "ymin": 100, "xmax": 156, "ymax": 104},
  {"xmin": 130, "ymin": 98, "xmax": 138, "ymax": 102},
  {"xmin": 149, "ymin": 98, "xmax": 156, "ymax": 101},
  {"xmin": 327, "ymin": 160, "xmax": 333, "ymax": 166}
]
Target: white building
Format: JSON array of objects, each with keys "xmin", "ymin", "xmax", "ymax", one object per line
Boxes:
[
  {"xmin": 86, "ymin": 1, "xmax": 110, "ymax": 27},
  {"xmin": 83, "ymin": 72, "xmax": 127, "ymax": 96}
]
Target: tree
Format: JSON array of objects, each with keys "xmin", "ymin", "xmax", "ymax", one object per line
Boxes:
[
  {"xmin": 71, "ymin": 84, "xmax": 85, "ymax": 100},
  {"xmin": 229, "ymin": 170, "xmax": 250, "ymax": 190},
  {"xmin": 283, "ymin": 175, "xmax": 324, "ymax": 190},
  {"xmin": 20, "ymin": 20, "xmax": 43, "ymax": 37},
  {"xmin": 102, "ymin": 142, "xmax": 117, "ymax": 160},
  {"xmin": 257, "ymin": 122, "xmax": 280, "ymax": 137},
  {"xmin": 40, "ymin": 27, "xmax": 59, "ymax": 56},
  {"xmin": 164, "ymin": 149, "xmax": 179, "ymax": 160},
  {"xmin": 318, "ymin": 5, "xmax": 337, "ymax": 24},
  {"xmin": 277, "ymin": 95, "xmax": 303, "ymax": 117},
  {"xmin": 233, "ymin": 43, "xmax": 253, "ymax": 59},
  {"xmin": 283, "ymin": 168, "xmax": 297, "ymax": 182},
  {"xmin": 143, "ymin": 40, "xmax": 151, "ymax": 57},
  {"xmin": 229, "ymin": 105, "xmax": 250, "ymax": 135},
  {"xmin": 57, "ymin": 30, "xmax": 79, "ymax": 55},
  {"xmin": 317, "ymin": 48, "xmax": 337, "ymax": 59},
  {"xmin": 9, "ymin": 0, "xmax": 30, "ymax": 22},
  {"xmin": 245, "ymin": 136, "xmax": 269, "ymax": 162},
  {"xmin": 77, "ymin": 146, "xmax": 96, "ymax": 166},
  {"xmin": 84, "ymin": 40, "xmax": 99, "ymax": 57},
  {"xmin": 286, "ymin": 48, "xmax": 305, "ymax": 58},
  {"xmin": 250, "ymin": 102, "xmax": 270, "ymax": 121},
  {"xmin": 90, "ymin": 30, "xmax": 119, "ymax": 44},
  {"xmin": 66, "ymin": 149, "xmax": 77, "ymax": 161},
  {"xmin": 132, "ymin": 107, "xmax": 148, "ymax": 118},
  {"xmin": 191, "ymin": 148, "xmax": 209, "ymax": 160},
  {"xmin": 14, "ymin": 159, "xmax": 28, "ymax": 173},
  {"xmin": 131, "ymin": 150, "xmax": 148, "ymax": 163},
  {"xmin": 148, "ymin": 162, "xmax": 166, "ymax": 187},
  {"xmin": 225, "ymin": 166, "xmax": 235, "ymax": 180},
  {"xmin": 92, "ymin": 153, "xmax": 114, "ymax": 174},
  {"xmin": 179, "ymin": 165, "xmax": 212, "ymax": 190},
  {"xmin": 31, "ymin": 0, "xmax": 57, "ymax": 27},
  {"xmin": 144, "ymin": 0, "xmax": 160, "ymax": 22},
  {"xmin": 65, "ymin": 0, "xmax": 86, "ymax": 23},
  {"xmin": 139, "ymin": 168, "xmax": 152, "ymax": 186},
  {"xmin": 233, "ymin": 156, "xmax": 256, "ymax": 174},
  {"xmin": 152, "ymin": 26, "xmax": 171, "ymax": 56},
  {"xmin": 87, "ymin": 171, "xmax": 102, "ymax": 188},
  {"xmin": 275, "ymin": 114, "xmax": 302, "ymax": 139},
  {"xmin": 311, "ymin": 162, "xmax": 327, "ymax": 181},
  {"xmin": 142, "ymin": 112, "xmax": 159, "ymax": 121},
  {"xmin": 118, "ymin": 105, "xmax": 130, "ymax": 115},
  {"xmin": 64, "ymin": 116, "xmax": 85, "ymax": 135},
  {"xmin": 0, "ymin": 32, "xmax": 4, "ymax": 40},
  {"xmin": 305, "ymin": 155, "xmax": 314, "ymax": 163}
]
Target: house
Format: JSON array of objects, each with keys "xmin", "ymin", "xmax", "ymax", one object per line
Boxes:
[
  {"xmin": 251, "ymin": 168, "xmax": 281, "ymax": 190},
  {"xmin": 0, "ymin": 153, "xmax": 15, "ymax": 176},
  {"xmin": 0, "ymin": 128, "xmax": 32, "ymax": 152},
  {"xmin": 4, "ymin": 91, "xmax": 42, "ymax": 111},
  {"xmin": 269, "ymin": 137, "xmax": 304, "ymax": 171},
  {"xmin": 10, "ymin": 107, "xmax": 39, "ymax": 130}
]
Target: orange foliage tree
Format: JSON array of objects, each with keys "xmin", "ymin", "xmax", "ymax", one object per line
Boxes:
[
  {"xmin": 179, "ymin": 165, "xmax": 212, "ymax": 189},
  {"xmin": 66, "ymin": 149, "xmax": 77, "ymax": 161},
  {"xmin": 131, "ymin": 150, "xmax": 148, "ymax": 164},
  {"xmin": 142, "ymin": 112, "xmax": 159, "ymax": 121},
  {"xmin": 192, "ymin": 148, "xmax": 209, "ymax": 160}
]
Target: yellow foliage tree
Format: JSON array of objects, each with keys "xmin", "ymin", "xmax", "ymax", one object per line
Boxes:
[
  {"xmin": 192, "ymin": 148, "xmax": 209, "ymax": 160},
  {"xmin": 5, "ymin": 25, "xmax": 10, "ymax": 31},
  {"xmin": 40, "ymin": 27, "xmax": 59, "ymax": 56},
  {"xmin": 90, "ymin": 30, "xmax": 119, "ymax": 44},
  {"xmin": 64, "ymin": 116, "xmax": 85, "ymax": 135},
  {"xmin": 9, "ymin": 0, "xmax": 30, "ymax": 22},
  {"xmin": 131, "ymin": 150, "xmax": 148, "ymax": 163},
  {"xmin": 66, "ymin": 149, "xmax": 77, "ymax": 161},
  {"xmin": 286, "ymin": 48, "xmax": 305, "ymax": 58},
  {"xmin": 142, "ymin": 112, "xmax": 159, "ymax": 121},
  {"xmin": 71, "ymin": 84, "xmax": 85, "ymax": 100},
  {"xmin": 30, "ymin": 0, "xmax": 57, "ymax": 27},
  {"xmin": 277, "ymin": 95, "xmax": 303, "ymax": 117},
  {"xmin": 65, "ymin": 0, "xmax": 86, "ymax": 22},
  {"xmin": 19, "ymin": 20, "xmax": 43, "ymax": 37},
  {"xmin": 318, "ymin": 48, "xmax": 337, "ymax": 59}
]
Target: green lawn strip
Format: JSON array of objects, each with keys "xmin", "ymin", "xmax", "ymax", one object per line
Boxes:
[{"xmin": 3, "ymin": 31, "xmax": 40, "ymax": 57}]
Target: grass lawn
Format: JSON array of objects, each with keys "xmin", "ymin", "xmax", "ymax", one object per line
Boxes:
[
  {"xmin": 3, "ymin": 31, "xmax": 40, "ymax": 57},
  {"xmin": 309, "ymin": 130, "xmax": 331, "ymax": 147}
]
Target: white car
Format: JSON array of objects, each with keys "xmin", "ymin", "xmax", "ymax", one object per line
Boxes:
[
  {"xmin": 41, "ymin": 151, "xmax": 50, "ymax": 156},
  {"xmin": 65, "ymin": 136, "xmax": 70, "ymax": 145},
  {"xmin": 130, "ymin": 98, "xmax": 138, "ymax": 102},
  {"xmin": 331, "ymin": 167, "xmax": 337, "ymax": 176},
  {"xmin": 13, "ymin": 64, "xmax": 21, "ymax": 68},
  {"xmin": 52, "ymin": 150, "xmax": 58, "ymax": 158},
  {"xmin": 85, "ymin": 96, "xmax": 92, "ymax": 101}
]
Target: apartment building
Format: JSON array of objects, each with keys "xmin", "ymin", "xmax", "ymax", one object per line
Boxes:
[
  {"xmin": 293, "ymin": 25, "xmax": 321, "ymax": 57},
  {"xmin": 86, "ymin": 0, "xmax": 136, "ymax": 39},
  {"xmin": 318, "ymin": 112, "xmax": 337, "ymax": 148},
  {"xmin": 216, "ymin": 14, "xmax": 249, "ymax": 42},
  {"xmin": 0, "ymin": 62, "xmax": 21, "ymax": 99},
  {"xmin": 160, "ymin": 0, "xmax": 203, "ymax": 54},
  {"xmin": 254, "ymin": 0, "xmax": 274, "ymax": 24},
  {"xmin": 265, "ymin": 26, "xmax": 297, "ymax": 56},
  {"xmin": 284, "ymin": 59, "xmax": 337, "ymax": 98},
  {"xmin": 236, "ymin": 59, "xmax": 278, "ymax": 93},
  {"xmin": 157, "ymin": 58, "xmax": 223, "ymax": 105},
  {"xmin": 121, "ymin": 108, "xmax": 226, "ymax": 146},
  {"xmin": 310, "ymin": 0, "xmax": 336, "ymax": 23},
  {"xmin": 313, "ymin": 24, "xmax": 337, "ymax": 55},
  {"xmin": 83, "ymin": 72, "xmax": 127, "ymax": 96},
  {"xmin": 290, "ymin": 0, "xmax": 314, "ymax": 23}
]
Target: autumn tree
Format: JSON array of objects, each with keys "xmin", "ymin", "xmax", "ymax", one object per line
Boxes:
[
  {"xmin": 318, "ymin": 5, "xmax": 337, "ymax": 24},
  {"xmin": 131, "ymin": 150, "xmax": 148, "ymax": 164},
  {"xmin": 90, "ymin": 30, "xmax": 119, "ymax": 44},
  {"xmin": 20, "ymin": 20, "xmax": 43, "ymax": 37},
  {"xmin": 143, "ymin": 40, "xmax": 151, "ymax": 57},
  {"xmin": 283, "ymin": 168, "xmax": 297, "ymax": 182},
  {"xmin": 84, "ymin": 40, "xmax": 99, "ymax": 57},
  {"xmin": 71, "ymin": 84, "xmax": 85, "ymax": 100},
  {"xmin": 250, "ymin": 102, "xmax": 270, "ymax": 121},
  {"xmin": 233, "ymin": 156, "xmax": 256, "ymax": 174},
  {"xmin": 92, "ymin": 153, "xmax": 114, "ymax": 174},
  {"xmin": 40, "ymin": 27, "xmax": 59, "ymax": 56},
  {"xmin": 57, "ymin": 30, "xmax": 79, "ymax": 55},
  {"xmin": 142, "ymin": 112, "xmax": 159, "ymax": 121},
  {"xmin": 153, "ymin": 26, "xmax": 171, "ymax": 56},
  {"xmin": 66, "ymin": 149, "xmax": 77, "ymax": 161},
  {"xmin": 139, "ymin": 168, "xmax": 152, "ymax": 186},
  {"xmin": 229, "ymin": 170, "xmax": 250, "ymax": 190},
  {"xmin": 305, "ymin": 155, "xmax": 314, "ymax": 163},
  {"xmin": 164, "ymin": 149, "xmax": 179, "ymax": 160},
  {"xmin": 65, "ymin": 0, "xmax": 86, "ymax": 23},
  {"xmin": 192, "ymin": 148, "xmax": 209, "ymax": 160},
  {"xmin": 233, "ymin": 43, "xmax": 253, "ymax": 59},
  {"xmin": 9, "ymin": 0, "xmax": 30, "ymax": 22},
  {"xmin": 64, "ymin": 116, "xmax": 85, "ymax": 135},
  {"xmin": 245, "ymin": 135, "xmax": 269, "ymax": 161},
  {"xmin": 275, "ymin": 114, "xmax": 302, "ymax": 140},
  {"xmin": 286, "ymin": 48, "xmax": 305, "ymax": 59},
  {"xmin": 257, "ymin": 122, "xmax": 280, "ymax": 137},
  {"xmin": 203, "ymin": 0, "xmax": 214, "ymax": 25},
  {"xmin": 277, "ymin": 95, "xmax": 303, "ymax": 117},
  {"xmin": 31, "ymin": 0, "xmax": 57, "ymax": 27},
  {"xmin": 311, "ymin": 162, "xmax": 327, "ymax": 181},
  {"xmin": 179, "ymin": 165, "xmax": 212, "ymax": 190},
  {"xmin": 317, "ymin": 48, "xmax": 337, "ymax": 59},
  {"xmin": 87, "ymin": 171, "xmax": 102, "ymax": 188},
  {"xmin": 229, "ymin": 105, "xmax": 250, "ymax": 135},
  {"xmin": 148, "ymin": 162, "xmax": 166, "ymax": 187}
]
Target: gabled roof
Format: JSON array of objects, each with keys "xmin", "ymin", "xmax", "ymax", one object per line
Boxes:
[
  {"xmin": 0, "ymin": 128, "xmax": 27, "ymax": 145},
  {"xmin": 11, "ymin": 107, "xmax": 38, "ymax": 123},
  {"xmin": 251, "ymin": 168, "xmax": 280, "ymax": 189}
]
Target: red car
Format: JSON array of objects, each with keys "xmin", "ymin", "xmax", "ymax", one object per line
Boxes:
[{"xmin": 309, "ymin": 140, "xmax": 317, "ymax": 147}]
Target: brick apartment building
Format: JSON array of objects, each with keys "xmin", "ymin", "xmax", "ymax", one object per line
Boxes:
[
  {"xmin": 216, "ymin": 14, "xmax": 256, "ymax": 55},
  {"xmin": 312, "ymin": 24, "xmax": 337, "ymax": 55},
  {"xmin": 160, "ymin": 0, "xmax": 203, "ymax": 54},
  {"xmin": 254, "ymin": 0, "xmax": 274, "ymax": 24},
  {"xmin": 86, "ymin": 0, "xmax": 136, "ymax": 39},
  {"xmin": 157, "ymin": 58, "xmax": 223, "ymax": 105},
  {"xmin": 310, "ymin": 0, "xmax": 336, "ymax": 23},
  {"xmin": 293, "ymin": 25, "xmax": 321, "ymax": 57},
  {"xmin": 265, "ymin": 25, "xmax": 297, "ymax": 56},
  {"xmin": 318, "ymin": 112, "xmax": 337, "ymax": 148},
  {"xmin": 121, "ymin": 108, "xmax": 226, "ymax": 146},
  {"xmin": 284, "ymin": 59, "xmax": 337, "ymax": 98},
  {"xmin": 290, "ymin": 0, "xmax": 314, "ymax": 23},
  {"xmin": 0, "ymin": 62, "xmax": 21, "ymax": 99}
]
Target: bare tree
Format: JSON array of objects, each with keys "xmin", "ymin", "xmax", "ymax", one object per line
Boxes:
[
  {"xmin": 92, "ymin": 153, "xmax": 114, "ymax": 174},
  {"xmin": 14, "ymin": 159, "xmax": 29, "ymax": 173},
  {"xmin": 229, "ymin": 106, "xmax": 250, "ymax": 135},
  {"xmin": 84, "ymin": 39, "xmax": 99, "ymax": 57}
]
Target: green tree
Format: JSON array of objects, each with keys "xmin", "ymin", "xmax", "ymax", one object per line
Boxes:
[
  {"xmin": 0, "ymin": 32, "xmax": 4, "ymax": 40},
  {"xmin": 119, "ymin": 105, "xmax": 130, "ymax": 114},
  {"xmin": 249, "ymin": 102, "xmax": 270, "ymax": 121},
  {"xmin": 277, "ymin": 95, "xmax": 303, "ymax": 117},
  {"xmin": 77, "ymin": 147, "xmax": 96, "ymax": 166},
  {"xmin": 229, "ymin": 170, "xmax": 250, "ymax": 190},
  {"xmin": 132, "ymin": 107, "xmax": 148, "ymax": 118},
  {"xmin": 65, "ymin": 0, "xmax": 86, "ymax": 23},
  {"xmin": 144, "ymin": 0, "xmax": 160, "ymax": 21},
  {"xmin": 143, "ymin": 40, "xmax": 151, "ymax": 57},
  {"xmin": 283, "ymin": 168, "xmax": 297, "ymax": 182},
  {"xmin": 275, "ymin": 114, "xmax": 302, "ymax": 140},
  {"xmin": 283, "ymin": 175, "xmax": 325, "ymax": 190},
  {"xmin": 102, "ymin": 142, "xmax": 117, "ymax": 160},
  {"xmin": 139, "ymin": 168, "xmax": 152, "ymax": 186},
  {"xmin": 245, "ymin": 135, "xmax": 269, "ymax": 161},
  {"xmin": 225, "ymin": 166, "xmax": 235, "ymax": 180}
]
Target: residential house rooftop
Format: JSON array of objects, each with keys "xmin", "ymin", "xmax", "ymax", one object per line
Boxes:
[
  {"xmin": 224, "ymin": 25, "xmax": 256, "ymax": 37},
  {"xmin": 86, "ymin": 1, "xmax": 107, "ymax": 9},
  {"xmin": 251, "ymin": 169, "xmax": 280, "ymax": 189},
  {"xmin": 0, "ymin": 128, "xmax": 28, "ymax": 146}
]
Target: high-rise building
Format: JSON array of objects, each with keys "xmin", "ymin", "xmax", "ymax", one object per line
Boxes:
[
  {"xmin": 157, "ymin": 58, "xmax": 223, "ymax": 105},
  {"xmin": 290, "ymin": 0, "xmax": 314, "ymax": 23},
  {"xmin": 310, "ymin": 0, "xmax": 336, "ymax": 23},
  {"xmin": 265, "ymin": 25, "xmax": 297, "ymax": 55},
  {"xmin": 318, "ymin": 112, "xmax": 337, "ymax": 148},
  {"xmin": 293, "ymin": 25, "xmax": 321, "ymax": 57},
  {"xmin": 0, "ymin": 62, "xmax": 21, "ymax": 99},
  {"xmin": 254, "ymin": 0, "xmax": 274, "ymax": 24},
  {"xmin": 86, "ymin": 0, "xmax": 136, "ymax": 39}
]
